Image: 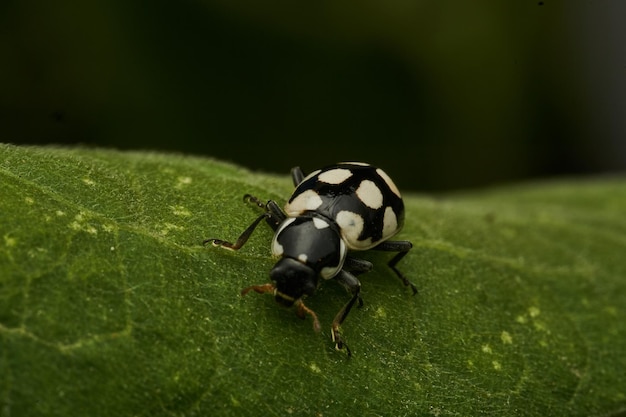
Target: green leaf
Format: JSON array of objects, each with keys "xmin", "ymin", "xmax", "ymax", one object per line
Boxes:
[{"xmin": 1, "ymin": 144, "xmax": 625, "ymax": 417}]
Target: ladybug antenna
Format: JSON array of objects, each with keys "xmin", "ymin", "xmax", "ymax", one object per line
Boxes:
[
  {"xmin": 241, "ymin": 283, "xmax": 276, "ymax": 296},
  {"xmin": 241, "ymin": 283, "xmax": 321, "ymax": 332}
]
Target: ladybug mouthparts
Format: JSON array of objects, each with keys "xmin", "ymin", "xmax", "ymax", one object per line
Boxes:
[{"xmin": 270, "ymin": 257, "xmax": 318, "ymax": 306}]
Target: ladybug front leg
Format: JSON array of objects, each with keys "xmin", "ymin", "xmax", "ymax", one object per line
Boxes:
[
  {"xmin": 243, "ymin": 194, "xmax": 286, "ymax": 231},
  {"xmin": 331, "ymin": 270, "xmax": 362, "ymax": 357},
  {"xmin": 203, "ymin": 212, "xmax": 274, "ymax": 251},
  {"xmin": 204, "ymin": 193, "xmax": 288, "ymax": 250}
]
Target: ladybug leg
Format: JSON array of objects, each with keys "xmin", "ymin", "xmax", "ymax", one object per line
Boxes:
[
  {"xmin": 242, "ymin": 194, "xmax": 267, "ymax": 209},
  {"xmin": 203, "ymin": 212, "xmax": 274, "ymax": 250},
  {"xmin": 372, "ymin": 240, "xmax": 417, "ymax": 295},
  {"xmin": 204, "ymin": 193, "xmax": 289, "ymax": 249},
  {"xmin": 344, "ymin": 256, "xmax": 373, "ymax": 307},
  {"xmin": 263, "ymin": 200, "xmax": 287, "ymax": 230},
  {"xmin": 243, "ymin": 194, "xmax": 286, "ymax": 231},
  {"xmin": 290, "ymin": 166, "xmax": 305, "ymax": 186},
  {"xmin": 344, "ymin": 256, "xmax": 373, "ymax": 275},
  {"xmin": 245, "ymin": 193, "xmax": 288, "ymax": 228},
  {"xmin": 331, "ymin": 270, "xmax": 362, "ymax": 357}
]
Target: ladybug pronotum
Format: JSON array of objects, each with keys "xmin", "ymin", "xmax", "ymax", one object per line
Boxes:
[{"xmin": 204, "ymin": 162, "xmax": 415, "ymax": 356}]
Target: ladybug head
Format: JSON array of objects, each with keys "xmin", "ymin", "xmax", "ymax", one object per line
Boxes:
[{"xmin": 270, "ymin": 257, "xmax": 317, "ymax": 307}]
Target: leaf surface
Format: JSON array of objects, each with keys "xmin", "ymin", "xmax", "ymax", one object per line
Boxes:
[{"xmin": 1, "ymin": 144, "xmax": 625, "ymax": 416}]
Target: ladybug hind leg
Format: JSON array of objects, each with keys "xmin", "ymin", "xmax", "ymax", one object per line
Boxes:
[
  {"xmin": 373, "ymin": 240, "xmax": 417, "ymax": 295},
  {"xmin": 290, "ymin": 166, "xmax": 305, "ymax": 186}
]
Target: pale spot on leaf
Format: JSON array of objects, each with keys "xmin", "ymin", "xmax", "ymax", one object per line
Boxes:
[
  {"xmin": 309, "ymin": 362, "xmax": 322, "ymax": 374},
  {"xmin": 171, "ymin": 205, "xmax": 192, "ymax": 217},
  {"xmin": 4, "ymin": 235, "xmax": 17, "ymax": 247},
  {"xmin": 175, "ymin": 176, "xmax": 193, "ymax": 189},
  {"xmin": 528, "ymin": 306, "xmax": 541, "ymax": 318}
]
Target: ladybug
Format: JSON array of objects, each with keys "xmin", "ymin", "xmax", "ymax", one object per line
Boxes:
[{"xmin": 204, "ymin": 162, "xmax": 415, "ymax": 356}]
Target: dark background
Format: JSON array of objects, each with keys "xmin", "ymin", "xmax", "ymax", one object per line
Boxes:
[{"xmin": 1, "ymin": 0, "xmax": 624, "ymax": 192}]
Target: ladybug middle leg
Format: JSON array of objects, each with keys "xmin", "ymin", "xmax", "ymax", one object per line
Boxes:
[{"xmin": 331, "ymin": 270, "xmax": 362, "ymax": 357}]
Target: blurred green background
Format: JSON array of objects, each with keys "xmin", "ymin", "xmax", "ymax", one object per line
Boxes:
[{"xmin": 1, "ymin": 0, "xmax": 624, "ymax": 192}]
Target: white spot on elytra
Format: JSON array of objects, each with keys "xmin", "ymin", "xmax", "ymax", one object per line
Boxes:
[
  {"xmin": 312, "ymin": 217, "xmax": 329, "ymax": 229},
  {"xmin": 376, "ymin": 168, "xmax": 401, "ymax": 197},
  {"xmin": 335, "ymin": 210, "xmax": 364, "ymax": 249},
  {"xmin": 298, "ymin": 254, "xmax": 308, "ymax": 263},
  {"xmin": 382, "ymin": 206, "xmax": 398, "ymax": 238},
  {"xmin": 318, "ymin": 168, "xmax": 352, "ymax": 185},
  {"xmin": 356, "ymin": 180, "xmax": 383, "ymax": 209},
  {"xmin": 285, "ymin": 189, "xmax": 323, "ymax": 215}
]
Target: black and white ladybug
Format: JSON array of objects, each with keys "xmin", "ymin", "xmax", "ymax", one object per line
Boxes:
[{"xmin": 204, "ymin": 162, "xmax": 415, "ymax": 356}]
